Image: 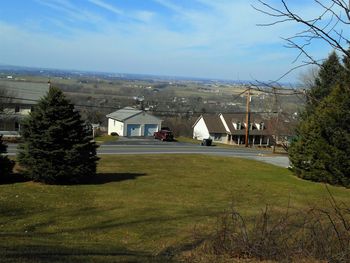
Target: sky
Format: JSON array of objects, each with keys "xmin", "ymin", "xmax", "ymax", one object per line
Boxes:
[{"xmin": 0, "ymin": 0, "xmax": 338, "ymax": 83}]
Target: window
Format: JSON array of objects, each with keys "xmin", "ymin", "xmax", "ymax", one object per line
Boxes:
[
  {"xmin": 214, "ymin": 133, "xmax": 222, "ymax": 140},
  {"xmin": 15, "ymin": 105, "xmax": 20, "ymax": 113}
]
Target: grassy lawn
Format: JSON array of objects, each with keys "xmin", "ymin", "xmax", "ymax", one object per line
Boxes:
[
  {"xmin": 94, "ymin": 135, "xmax": 119, "ymax": 144},
  {"xmin": 1, "ymin": 155, "xmax": 349, "ymax": 262},
  {"xmin": 175, "ymin": 136, "xmax": 200, "ymax": 144}
]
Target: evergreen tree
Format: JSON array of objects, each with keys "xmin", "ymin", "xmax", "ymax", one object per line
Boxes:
[
  {"xmin": 18, "ymin": 87, "xmax": 99, "ymax": 184},
  {"xmin": 289, "ymin": 84, "xmax": 350, "ymax": 187},
  {"xmin": 0, "ymin": 135, "xmax": 15, "ymax": 180},
  {"xmin": 304, "ymin": 52, "xmax": 343, "ymax": 116},
  {"xmin": 341, "ymin": 49, "xmax": 350, "ymax": 85},
  {"xmin": 289, "ymin": 50, "xmax": 350, "ymax": 187}
]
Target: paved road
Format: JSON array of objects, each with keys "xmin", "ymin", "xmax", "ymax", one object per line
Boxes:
[{"xmin": 6, "ymin": 138, "xmax": 290, "ymax": 168}]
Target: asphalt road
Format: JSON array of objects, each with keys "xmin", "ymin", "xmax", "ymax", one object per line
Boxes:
[{"xmin": 5, "ymin": 138, "xmax": 290, "ymax": 168}]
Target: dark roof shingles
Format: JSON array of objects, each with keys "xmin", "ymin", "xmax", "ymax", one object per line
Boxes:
[{"xmin": 202, "ymin": 115, "xmax": 227, "ymax": 133}]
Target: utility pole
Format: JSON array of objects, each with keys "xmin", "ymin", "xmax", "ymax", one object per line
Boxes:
[
  {"xmin": 272, "ymin": 87, "xmax": 279, "ymax": 153},
  {"xmin": 245, "ymin": 88, "xmax": 251, "ymax": 147}
]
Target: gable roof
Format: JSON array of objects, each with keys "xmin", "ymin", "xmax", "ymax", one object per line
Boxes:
[
  {"xmin": 221, "ymin": 113, "xmax": 266, "ymax": 133},
  {"xmin": 221, "ymin": 113, "xmax": 246, "ymax": 133},
  {"xmin": 106, "ymin": 107, "xmax": 142, "ymax": 121},
  {"xmin": 202, "ymin": 114, "xmax": 227, "ymax": 133},
  {"xmin": 0, "ymin": 80, "xmax": 49, "ymax": 105}
]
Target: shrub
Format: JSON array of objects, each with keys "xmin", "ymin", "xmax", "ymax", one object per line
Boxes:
[{"xmin": 183, "ymin": 192, "xmax": 350, "ymax": 262}]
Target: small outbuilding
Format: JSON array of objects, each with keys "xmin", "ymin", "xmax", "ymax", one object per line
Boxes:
[{"xmin": 106, "ymin": 107, "xmax": 162, "ymax": 137}]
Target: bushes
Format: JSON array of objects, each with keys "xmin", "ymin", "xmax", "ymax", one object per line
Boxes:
[{"xmin": 184, "ymin": 193, "xmax": 350, "ymax": 262}]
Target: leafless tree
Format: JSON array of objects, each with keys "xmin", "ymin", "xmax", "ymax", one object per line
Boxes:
[
  {"xmin": 299, "ymin": 66, "xmax": 319, "ymax": 89},
  {"xmin": 253, "ymin": 0, "xmax": 350, "ymax": 79}
]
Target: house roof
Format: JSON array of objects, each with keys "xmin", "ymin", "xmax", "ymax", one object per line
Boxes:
[
  {"xmin": 202, "ymin": 114, "xmax": 227, "ymax": 134},
  {"xmin": 194, "ymin": 113, "xmax": 275, "ymax": 136},
  {"xmin": 221, "ymin": 113, "xmax": 246, "ymax": 133},
  {"xmin": 106, "ymin": 107, "xmax": 143, "ymax": 121},
  {"xmin": 0, "ymin": 80, "xmax": 49, "ymax": 105},
  {"xmin": 221, "ymin": 113, "xmax": 266, "ymax": 134}
]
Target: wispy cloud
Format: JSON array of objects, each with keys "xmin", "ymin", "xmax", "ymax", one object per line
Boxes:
[
  {"xmin": 88, "ymin": 0, "xmax": 123, "ymax": 16},
  {"xmin": 35, "ymin": 0, "xmax": 102, "ymax": 24},
  {"xmin": 133, "ymin": 11, "xmax": 155, "ymax": 23},
  {"xmin": 0, "ymin": 0, "xmax": 333, "ymax": 81}
]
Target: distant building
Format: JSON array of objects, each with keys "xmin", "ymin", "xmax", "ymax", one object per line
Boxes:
[
  {"xmin": 192, "ymin": 113, "xmax": 272, "ymax": 146},
  {"xmin": 106, "ymin": 107, "xmax": 162, "ymax": 137},
  {"xmin": 0, "ymin": 80, "xmax": 49, "ymax": 137}
]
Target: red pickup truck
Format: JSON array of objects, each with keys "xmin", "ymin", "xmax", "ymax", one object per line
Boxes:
[{"xmin": 154, "ymin": 128, "xmax": 174, "ymax": 141}]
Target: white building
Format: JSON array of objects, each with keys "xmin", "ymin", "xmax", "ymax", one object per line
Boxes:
[
  {"xmin": 0, "ymin": 80, "xmax": 49, "ymax": 137},
  {"xmin": 106, "ymin": 107, "xmax": 162, "ymax": 137},
  {"xmin": 192, "ymin": 113, "xmax": 272, "ymax": 146},
  {"xmin": 192, "ymin": 114, "xmax": 228, "ymax": 143}
]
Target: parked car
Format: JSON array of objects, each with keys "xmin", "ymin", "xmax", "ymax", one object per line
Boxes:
[
  {"xmin": 154, "ymin": 128, "xmax": 174, "ymax": 141},
  {"xmin": 201, "ymin": 138, "xmax": 212, "ymax": 146}
]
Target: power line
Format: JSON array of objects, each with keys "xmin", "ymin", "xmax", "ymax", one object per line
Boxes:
[{"xmin": 232, "ymin": 88, "xmax": 250, "ymax": 102}]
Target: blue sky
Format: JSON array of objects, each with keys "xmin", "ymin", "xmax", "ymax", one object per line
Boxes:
[{"xmin": 0, "ymin": 0, "xmax": 335, "ymax": 82}]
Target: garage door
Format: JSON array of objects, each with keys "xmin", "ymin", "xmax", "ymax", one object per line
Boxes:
[
  {"xmin": 144, "ymin": 124, "xmax": 158, "ymax": 136},
  {"xmin": 127, "ymin": 124, "xmax": 141, "ymax": 136}
]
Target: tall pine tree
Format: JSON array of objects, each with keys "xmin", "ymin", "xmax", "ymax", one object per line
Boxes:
[
  {"xmin": 289, "ymin": 51, "xmax": 350, "ymax": 187},
  {"xmin": 0, "ymin": 135, "xmax": 15, "ymax": 181},
  {"xmin": 289, "ymin": 84, "xmax": 350, "ymax": 187},
  {"xmin": 304, "ymin": 51, "xmax": 343, "ymax": 116},
  {"xmin": 18, "ymin": 87, "xmax": 99, "ymax": 184},
  {"xmin": 341, "ymin": 49, "xmax": 350, "ymax": 85}
]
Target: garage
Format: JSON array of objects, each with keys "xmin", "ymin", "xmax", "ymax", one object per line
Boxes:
[
  {"xmin": 106, "ymin": 107, "xmax": 162, "ymax": 137},
  {"xmin": 127, "ymin": 124, "xmax": 141, "ymax": 136},
  {"xmin": 144, "ymin": 124, "xmax": 158, "ymax": 136}
]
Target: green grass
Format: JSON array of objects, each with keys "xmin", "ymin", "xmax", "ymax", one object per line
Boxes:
[
  {"xmin": 94, "ymin": 135, "xmax": 119, "ymax": 144},
  {"xmin": 175, "ymin": 136, "xmax": 200, "ymax": 144},
  {"xmin": 1, "ymin": 155, "xmax": 349, "ymax": 262}
]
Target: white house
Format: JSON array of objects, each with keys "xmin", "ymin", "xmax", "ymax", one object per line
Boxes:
[
  {"xmin": 193, "ymin": 113, "xmax": 272, "ymax": 146},
  {"xmin": 106, "ymin": 107, "xmax": 162, "ymax": 137},
  {"xmin": 192, "ymin": 114, "xmax": 228, "ymax": 143},
  {"xmin": 0, "ymin": 80, "xmax": 49, "ymax": 137}
]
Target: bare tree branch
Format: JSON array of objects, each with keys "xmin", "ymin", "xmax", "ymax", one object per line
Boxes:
[{"xmin": 253, "ymin": 0, "xmax": 350, "ymax": 81}]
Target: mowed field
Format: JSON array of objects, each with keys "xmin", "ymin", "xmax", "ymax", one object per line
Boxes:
[{"xmin": 1, "ymin": 155, "xmax": 349, "ymax": 262}]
